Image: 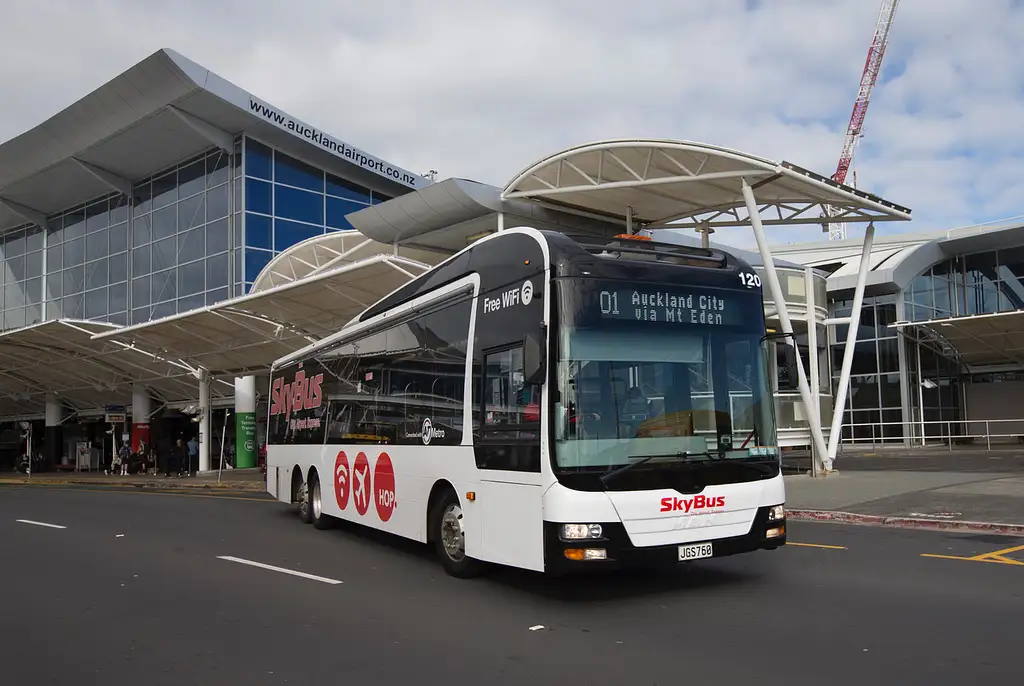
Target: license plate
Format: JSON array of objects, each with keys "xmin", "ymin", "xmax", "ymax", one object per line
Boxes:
[{"xmin": 678, "ymin": 542, "xmax": 713, "ymax": 561}]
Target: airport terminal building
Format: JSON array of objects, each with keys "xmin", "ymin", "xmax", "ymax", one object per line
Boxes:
[{"xmin": 1, "ymin": 48, "xmax": 1021, "ymax": 473}]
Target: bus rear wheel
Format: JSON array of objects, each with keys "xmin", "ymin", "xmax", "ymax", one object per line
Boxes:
[
  {"xmin": 297, "ymin": 472, "xmax": 312, "ymax": 524},
  {"xmin": 432, "ymin": 489, "xmax": 485, "ymax": 579},
  {"xmin": 310, "ymin": 472, "xmax": 332, "ymax": 530}
]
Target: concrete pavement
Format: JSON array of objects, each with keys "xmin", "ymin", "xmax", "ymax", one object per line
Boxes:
[
  {"xmin": 1, "ymin": 485, "xmax": 1022, "ymax": 684},
  {"xmin": 0, "ymin": 467, "xmax": 266, "ymax": 491}
]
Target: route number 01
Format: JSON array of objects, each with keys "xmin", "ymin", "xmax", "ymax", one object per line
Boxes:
[{"xmin": 739, "ymin": 272, "xmax": 762, "ymax": 289}]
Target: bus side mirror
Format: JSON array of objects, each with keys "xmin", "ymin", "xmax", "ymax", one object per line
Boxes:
[
  {"xmin": 523, "ymin": 329, "xmax": 546, "ymax": 385},
  {"xmin": 779, "ymin": 341, "xmax": 800, "ymax": 391}
]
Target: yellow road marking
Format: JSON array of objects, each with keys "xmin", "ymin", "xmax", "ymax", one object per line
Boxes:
[
  {"xmin": 921, "ymin": 543, "xmax": 1024, "ymax": 567},
  {"xmin": 787, "ymin": 542, "xmax": 848, "ymax": 550}
]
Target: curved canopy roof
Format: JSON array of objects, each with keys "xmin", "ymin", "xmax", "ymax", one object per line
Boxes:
[
  {"xmin": 502, "ymin": 139, "xmax": 911, "ymax": 229},
  {"xmin": 251, "ymin": 229, "xmax": 445, "ymax": 293},
  {"xmin": 0, "ymin": 319, "xmax": 225, "ymax": 419}
]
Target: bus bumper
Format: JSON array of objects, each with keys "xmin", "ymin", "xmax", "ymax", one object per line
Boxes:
[{"xmin": 543, "ymin": 505, "xmax": 786, "ymax": 573}]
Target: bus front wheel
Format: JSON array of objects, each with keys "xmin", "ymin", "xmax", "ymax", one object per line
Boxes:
[{"xmin": 431, "ymin": 489, "xmax": 485, "ymax": 579}]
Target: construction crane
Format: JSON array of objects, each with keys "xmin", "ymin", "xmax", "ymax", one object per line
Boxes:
[{"xmin": 826, "ymin": 0, "xmax": 900, "ymax": 241}]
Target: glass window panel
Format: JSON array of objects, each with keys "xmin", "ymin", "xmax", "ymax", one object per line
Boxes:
[
  {"xmin": 110, "ymin": 197, "xmax": 128, "ymax": 225},
  {"xmin": 26, "ymin": 227, "xmax": 43, "ymax": 252},
  {"xmin": 233, "ymin": 181, "xmax": 242, "ymax": 216},
  {"xmin": 207, "ymin": 152, "xmax": 229, "ymax": 187},
  {"xmin": 245, "ymin": 248, "xmax": 272, "ymax": 283},
  {"xmin": 178, "ymin": 293, "xmax": 205, "ymax": 313},
  {"xmin": 85, "ymin": 288, "xmax": 108, "ymax": 319},
  {"xmin": 3, "ymin": 282, "xmax": 25, "ymax": 308},
  {"xmin": 274, "ymin": 218, "xmax": 323, "ymax": 252},
  {"xmin": 207, "ymin": 218, "xmax": 229, "ymax": 254},
  {"xmin": 109, "ymin": 223, "xmax": 128, "ymax": 254},
  {"xmin": 245, "ymin": 138, "xmax": 273, "ymax": 179},
  {"xmin": 233, "ymin": 212, "xmax": 243, "ymax": 248},
  {"xmin": 25, "ymin": 250, "xmax": 42, "ymax": 279},
  {"xmin": 108, "ymin": 282, "xmax": 127, "ymax": 314},
  {"xmin": 178, "ymin": 259, "xmax": 205, "ymax": 297},
  {"xmin": 152, "ymin": 171, "xmax": 177, "ymax": 209},
  {"xmin": 3, "ymin": 307, "xmax": 26, "ymax": 330},
  {"xmin": 62, "ymin": 293, "xmax": 83, "ymax": 319},
  {"xmin": 234, "ymin": 250, "xmax": 242, "ymax": 291},
  {"xmin": 206, "ymin": 252, "xmax": 229, "ymax": 290},
  {"xmin": 85, "ymin": 228, "xmax": 108, "ymax": 262},
  {"xmin": 274, "ymin": 185, "xmax": 323, "ymax": 225},
  {"xmin": 326, "ymin": 196, "xmax": 364, "ymax": 230},
  {"xmin": 46, "ymin": 298, "xmax": 62, "ymax": 319},
  {"xmin": 152, "ymin": 236, "xmax": 177, "ymax": 272},
  {"xmin": 46, "ymin": 215, "xmax": 64, "ymax": 244},
  {"xmin": 109, "ymin": 252, "xmax": 127, "ymax": 283},
  {"xmin": 25, "ymin": 303, "xmax": 41, "ymax": 325},
  {"xmin": 206, "ymin": 287, "xmax": 229, "ymax": 306},
  {"xmin": 877, "ymin": 338, "xmax": 899, "ymax": 373},
  {"xmin": 64, "ymin": 209, "xmax": 85, "ymax": 240},
  {"xmin": 151, "ymin": 269, "xmax": 176, "ymax": 303},
  {"xmin": 107, "ymin": 311, "xmax": 127, "ymax": 326},
  {"xmin": 177, "ymin": 227, "xmax": 205, "ymax": 264},
  {"xmin": 326, "ymin": 173, "xmax": 370, "ymax": 203},
  {"xmin": 153, "ymin": 206, "xmax": 176, "ymax": 242},
  {"xmin": 132, "ymin": 213, "xmax": 152, "ymax": 246},
  {"xmin": 274, "ymin": 151, "xmax": 324, "ymax": 192},
  {"xmin": 4, "ymin": 230, "xmax": 25, "ymax": 257},
  {"xmin": 850, "ymin": 375, "xmax": 880, "ymax": 410},
  {"xmin": 178, "ymin": 194, "xmax": 205, "ymax": 231},
  {"xmin": 131, "ymin": 307, "xmax": 150, "ymax": 325},
  {"xmin": 85, "ymin": 258, "xmax": 108, "ymax": 290},
  {"xmin": 45, "ymin": 273, "xmax": 61, "ymax": 300},
  {"xmin": 6, "ymin": 254, "xmax": 25, "ymax": 281},
  {"xmin": 86, "ymin": 199, "xmax": 108, "ymax": 232},
  {"xmin": 245, "ymin": 178, "xmax": 272, "ymax": 215},
  {"xmin": 132, "ymin": 274, "xmax": 151, "ymax": 307},
  {"xmin": 245, "ymin": 213, "xmax": 272, "ymax": 250},
  {"xmin": 371, "ymin": 191, "xmax": 392, "ymax": 204},
  {"xmin": 24, "ymin": 277, "xmax": 42, "ymax": 305},
  {"xmin": 132, "ymin": 244, "xmax": 151, "ymax": 276},
  {"xmin": 151, "ymin": 301, "xmax": 175, "ymax": 319},
  {"xmin": 63, "ymin": 265, "xmax": 84, "ymax": 295},
  {"xmin": 206, "ymin": 183, "xmax": 229, "ymax": 220},
  {"xmin": 879, "ymin": 373, "xmax": 901, "ymax": 408},
  {"xmin": 178, "ymin": 159, "xmax": 205, "ymax": 198},
  {"xmin": 132, "ymin": 182, "xmax": 152, "ymax": 216}
]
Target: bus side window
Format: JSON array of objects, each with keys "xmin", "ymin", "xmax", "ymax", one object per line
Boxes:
[{"xmin": 476, "ymin": 346, "xmax": 541, "ymax": 472}]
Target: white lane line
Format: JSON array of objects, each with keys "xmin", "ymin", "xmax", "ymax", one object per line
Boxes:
[
  {"xmin": 216, "ymin": 556, "xmax": 343, "ymax": 585},
  {"xmin": 16, "ymin": 519, "xmax": 67, "ymax": 529}
]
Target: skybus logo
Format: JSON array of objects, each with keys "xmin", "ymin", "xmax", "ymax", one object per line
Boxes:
[
  {"xmin": 270, "ymin": 368, "xmax": 325, "ymax": 421},
  {"xmin": 660, "ymin": 494, "xmax": 726, "ymax": 513}
]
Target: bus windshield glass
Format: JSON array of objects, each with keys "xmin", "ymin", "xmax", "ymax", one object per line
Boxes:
[{"xmin": 553, "ymin": 278, "xmax": 778, "ymax": 470}]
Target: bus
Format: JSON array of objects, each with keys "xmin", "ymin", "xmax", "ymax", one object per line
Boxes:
[{"xmin": 266, "ymin": 227, "xmax": 788, "ymax": 577}]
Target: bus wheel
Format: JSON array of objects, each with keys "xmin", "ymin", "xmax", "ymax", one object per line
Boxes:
[
  {"xmin": 297, "ymin": 473, "xmax": 313, "ymax": 524},
  {"xmin": 432, "ymin": 490, "xmax": 485, "ymax": 579},
  {"xmin": 310, "ymin": 472, "xmax": 332, "ymax": 530}
]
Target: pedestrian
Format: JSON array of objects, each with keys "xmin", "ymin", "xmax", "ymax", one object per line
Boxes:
[
  {"xmin": 118, "ymin": 442, "xmax": 130, "ymax": 476},
  {"xmin": 186, "ymin": 435, "xmax": 199, "ymax": 477},
  {"xmin": 165, "ymin": 438, "xmax": 183, "ymax": 478}
]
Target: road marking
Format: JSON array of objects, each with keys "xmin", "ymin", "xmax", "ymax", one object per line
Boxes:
[
  {"xmin": 922, "ymin": 543, "xmax": 1024, "ymax": 567},
  {"xmin": 8, "ymin": 483, "xmax": 273, "ymax": 503},
  {"xmin": 16, "ymin": 519, "xmax": 66, "ymax": 529},
  {"xmin": 216, "ymin": 556, "xmax": 343, "ymax": 585},
  {"xmin": 787, "ymin": 542, "xmax": 848, "ymax": 550}
]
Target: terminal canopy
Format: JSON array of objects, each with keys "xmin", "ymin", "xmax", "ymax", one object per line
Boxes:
[
  {"xmin": 93, "ymin": 242, "xmax": 435, "ymax": 375},
  {"xmin": 0, "ymin": 320, "xmax": 214, "ymax": 418},
  {"xmin": 893, "ymin": 312, "xmax": 1024, "ymax": 370},
  {"xmin": 502, "ymin": 139, "xmax": 911, "ymax": 229}
]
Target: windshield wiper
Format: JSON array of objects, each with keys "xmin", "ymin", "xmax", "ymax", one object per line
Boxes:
[{"xmin": 599, "ymin": 450, "xmax": 721, "ymax": 487}]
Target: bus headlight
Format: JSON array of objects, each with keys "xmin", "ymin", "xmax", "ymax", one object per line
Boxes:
[
  {"xmin": 767, "ymin": 505, "xmax": 785, "ymax": 522},
  {"xmin": 560, "ymin": 524, "xmax": 603, "ymax": 540}
]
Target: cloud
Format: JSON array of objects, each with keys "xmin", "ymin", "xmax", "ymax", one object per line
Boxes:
[{"xmin": 0, "ymin": 0, "xmax": 1021, "ymax": 248}]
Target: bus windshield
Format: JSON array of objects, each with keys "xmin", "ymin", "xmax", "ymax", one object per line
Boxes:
[{"xmin": 553, "ymin": 278, "xmax": 778, "ymax": 470}]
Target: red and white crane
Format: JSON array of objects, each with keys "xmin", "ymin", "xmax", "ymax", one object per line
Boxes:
[{"xmin": 827, "ymin": 0, "xmax": 900, "ymax": 241}]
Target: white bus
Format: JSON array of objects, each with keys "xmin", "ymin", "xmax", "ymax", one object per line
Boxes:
[{"xmin": 266, "ymin": 227, "xmax": 788, "ymax": 577}]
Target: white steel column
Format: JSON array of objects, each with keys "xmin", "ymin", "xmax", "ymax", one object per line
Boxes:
[
  {"xmin": 199, "ymin": 369, "xmax": 212, "ymax": 473},
  {"xmin": 804, "ymin": 267, "xmax": 822, "ymax": 467},
  {"xmin": 742, "ymin": 179, "xmax": 829, "ymax": 475},
  {"xmin": 45, "ymin": 394, "xmax": 64, "ymax": 468},
  {"xmin": 825, "ymin": 223, "xmax": 875, "ymax": 468}
]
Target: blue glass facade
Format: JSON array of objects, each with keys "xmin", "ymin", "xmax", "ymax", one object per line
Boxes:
[{"xmin": 241, "ymin": 137, "xmax": 391, "ymax": 292}]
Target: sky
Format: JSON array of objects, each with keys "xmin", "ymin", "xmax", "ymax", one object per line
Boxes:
[{"xmin": 1, "ymin": 0, "xmax": 1022, "ymax": 248}]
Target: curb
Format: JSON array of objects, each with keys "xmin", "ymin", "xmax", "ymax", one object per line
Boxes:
[
  {"xmin": 789, "ymin": 509, "xmax": 1024, "ymax": 536},
  {"xmin": 0, "ymin": 477, "xmax": 265, "ymax": 492}
]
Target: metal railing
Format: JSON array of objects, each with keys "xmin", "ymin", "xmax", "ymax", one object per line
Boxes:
[{"xmin": 837, "ymin": 418, "xmax": 1024, "ymax": 451}]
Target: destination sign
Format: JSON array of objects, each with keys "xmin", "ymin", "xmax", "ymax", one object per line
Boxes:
[{"xmin": 596, "ymin": 285, "xmax": 749, "ymax": 327}]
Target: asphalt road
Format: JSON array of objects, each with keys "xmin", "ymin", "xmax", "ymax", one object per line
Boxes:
[{"xmin": 1, "ymin": 484, "xmax": 1021, "ymax": 685}]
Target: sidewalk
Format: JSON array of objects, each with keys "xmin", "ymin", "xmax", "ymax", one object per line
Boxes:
[
  {"xmin": 785, "ymin": 468, "xmax": 1024, "ymax": 536},
  {"xmin": 0, "ymin": 468, "xmax": 267, "ymax": 492}
]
